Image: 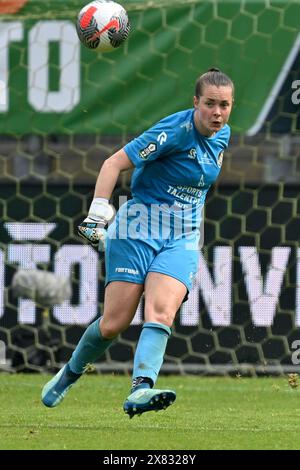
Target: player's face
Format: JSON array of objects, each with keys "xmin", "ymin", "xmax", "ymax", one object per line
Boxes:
[{"xmin": 193, "ymin": 85, "xmax": 233, "ymax": 137}]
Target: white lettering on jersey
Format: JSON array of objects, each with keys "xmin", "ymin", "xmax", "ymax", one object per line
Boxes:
[{"xmin": 167, "ymin": 185, "xmax": 202, "ymax": 205}]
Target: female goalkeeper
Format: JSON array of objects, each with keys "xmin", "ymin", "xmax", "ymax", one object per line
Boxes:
[{"xmin": 42, "ymin": 68, "xmax": 234, "ymax": 418}]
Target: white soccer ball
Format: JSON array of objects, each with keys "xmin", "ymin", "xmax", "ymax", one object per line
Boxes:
[{"xmin": 76, "ymin": 0, "xmax": 131, "ymax": 52}]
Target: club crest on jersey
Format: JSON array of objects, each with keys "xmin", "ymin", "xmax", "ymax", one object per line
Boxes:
[
  {"xmin": 188, "ymin": 148, "xmax": 197, "ymax": 159},
  {"xmin": 139, "ymin": 142, "xmax": 157, "ymax": 160},
  {"xmin": 217, "ymin": 151, "xmax": 224, "ymax": 167}
]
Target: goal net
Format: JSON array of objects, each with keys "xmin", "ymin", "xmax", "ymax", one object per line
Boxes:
[{"xmin": 0, "ymin": 0, "xmax": 299, "ymax": 375}]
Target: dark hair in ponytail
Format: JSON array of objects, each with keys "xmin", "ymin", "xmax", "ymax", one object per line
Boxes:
[{"xmin": 195, "ymin": 68, "xmax": 234, "ymax": 97}]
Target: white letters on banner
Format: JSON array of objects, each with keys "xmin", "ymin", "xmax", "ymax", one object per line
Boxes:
[
  {"xmin": 0, "ymin": 21, "xmax": 80, "ymax": 113},
  {"xmin": 1, "ymin": 223, "xmax": 299, "ymax": 326},
  {"xmin": 0, "ymin": 22, "xmax": 23, "ymax": 112}
]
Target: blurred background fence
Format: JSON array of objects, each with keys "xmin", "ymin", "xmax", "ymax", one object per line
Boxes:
[{"xmin": 0, "ymin": 0, "xmax": 299, "ymax": 374}]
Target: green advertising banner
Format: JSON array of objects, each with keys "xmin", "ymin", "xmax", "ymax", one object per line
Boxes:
[{"xmin": 0, "ymin": 0, "xmax": 299, "ymax": 135}]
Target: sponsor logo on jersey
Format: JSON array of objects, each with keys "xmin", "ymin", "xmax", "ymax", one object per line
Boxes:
[
  {"xmin": 217, "ymin": 151, "xmax": 224, "ymax": 167},
  {"xmin": 188, "ymin": 148, "xmax": 197, "ymax": 159},
  {"xmin": 139, "ymin": 142, "xmax": 157, "ymax": 160},
  {"xmin": 157, "ymin": 131, "xmax": 167, "ymax": 145}
]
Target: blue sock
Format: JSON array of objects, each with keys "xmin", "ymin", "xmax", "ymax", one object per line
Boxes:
[
  {"xmin": 132, "ymin": 322, "xmax": 171, "ymax": 391},
  {"xmin": 69, "ymin": 317, "xmax": 114, "ymax": 374}
]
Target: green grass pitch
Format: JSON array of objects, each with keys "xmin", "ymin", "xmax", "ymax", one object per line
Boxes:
[{"xmin": 1, "ymin": 373, "xmax": 300, "ymax": 450}]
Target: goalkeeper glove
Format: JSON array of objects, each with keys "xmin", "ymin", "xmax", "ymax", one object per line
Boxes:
[{"xmin": 77, "ymin": 198, "xmax": 115, "ymax": 251}]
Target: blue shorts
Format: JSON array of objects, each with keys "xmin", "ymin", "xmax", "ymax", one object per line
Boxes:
[{"xmin": 105, "ymin": 201, "xmax": 200, "ymax": 293}]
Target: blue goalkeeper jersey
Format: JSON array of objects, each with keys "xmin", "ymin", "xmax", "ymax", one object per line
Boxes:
[{"xmin": 123, "ymin": 108, "xmax": 230, "ymax": 230}]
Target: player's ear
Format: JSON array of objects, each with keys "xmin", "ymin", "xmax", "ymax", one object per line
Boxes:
[{"xmin": 193, "ymin": 95, "xmax": 200, "ymax": 107}]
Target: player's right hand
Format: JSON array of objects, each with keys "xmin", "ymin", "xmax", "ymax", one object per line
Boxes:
[
  {"xmin": 77, "ymin": 198, "xmax": 115, "ymax": 251},
  {"xmin": 77, "ymin": 217, "xmax": 107, "ymax": 251}
]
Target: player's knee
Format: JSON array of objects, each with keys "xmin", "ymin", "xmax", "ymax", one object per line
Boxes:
[
  {"xmin": 100, "ymin": 319, "xmax": 121, "ymax": 339},
  {"xmin": 145, "ymin": 304, "xmax": 175, "ymax": 327}
]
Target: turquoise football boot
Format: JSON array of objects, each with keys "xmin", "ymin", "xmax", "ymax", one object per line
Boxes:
[
  {"xmin": 123, "ymin": 388, "xmax": 176, "ymax": 418},
  {"xmin": 41, "ymin": 364, "xmax": 82, "ymax": 408}
]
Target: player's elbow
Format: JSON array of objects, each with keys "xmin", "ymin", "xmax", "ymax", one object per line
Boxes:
[
  {"xmin": 105, "ymin": 149, "xmax": 134, "ymax": 173},
  {"xmin": 102, "ymin": 157, "xmax": 119, "ymax": 174}
]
